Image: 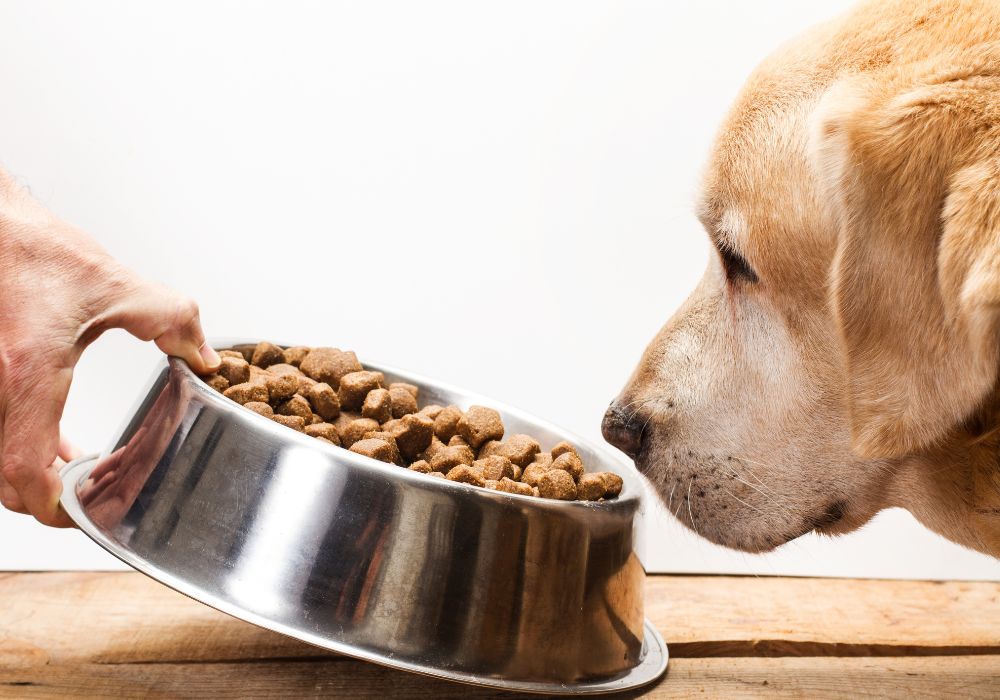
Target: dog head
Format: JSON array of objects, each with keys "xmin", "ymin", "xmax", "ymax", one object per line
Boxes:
[{"xmin": 603, "ymin": 0, "xmax": 1000, "ymax": 553}]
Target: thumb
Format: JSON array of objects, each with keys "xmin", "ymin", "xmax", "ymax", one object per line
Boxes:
[{"xmin": 102, "ymin": 277, "xmax": 221, "ymax": 374}]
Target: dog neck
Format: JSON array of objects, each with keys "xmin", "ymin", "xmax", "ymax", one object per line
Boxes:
[{"xmin": 889, "ymin": 403, "xmax": 1000, "ymax": 558}]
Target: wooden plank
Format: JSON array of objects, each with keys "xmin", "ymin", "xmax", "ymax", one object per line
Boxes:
[
  {"xmin": 2, "ymin": 573, "xmax": 999, "ymax": 697},
  {"xmin": 2, "ymin": 657, "xmax": 999, "ymax": 699}
]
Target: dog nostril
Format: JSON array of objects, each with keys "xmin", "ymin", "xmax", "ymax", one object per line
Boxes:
[{"xmin": 601, "ymin": 403, "xmax": 646, "ymax": 460}]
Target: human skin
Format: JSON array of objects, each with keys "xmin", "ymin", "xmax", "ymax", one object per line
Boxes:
[{"xmin": 0, "ymin": 167, "xmax": 220, "ymax": 527}]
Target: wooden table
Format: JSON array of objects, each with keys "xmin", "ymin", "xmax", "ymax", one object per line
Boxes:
[{"xmin": 1, "ymin": 572, "xmax": 998, "ymax": 698}]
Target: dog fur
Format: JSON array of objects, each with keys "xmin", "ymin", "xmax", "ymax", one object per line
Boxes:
[{"xmin": 603, "ymin": 0, "xmax": 1000, "ymax": 556}]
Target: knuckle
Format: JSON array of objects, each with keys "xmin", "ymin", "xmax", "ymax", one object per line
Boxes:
[
  {"xmin": 171, "ymin": 296, "xmax": 199, "ymax": 332},
  {"xmin": 0, "ymin": 454, "xmax": 32, "ymax": 487}
]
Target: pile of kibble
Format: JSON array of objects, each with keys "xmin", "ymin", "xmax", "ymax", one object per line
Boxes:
[{"xmin": 200, "ymin": 342, "xmax": 623, "ymax": 501}]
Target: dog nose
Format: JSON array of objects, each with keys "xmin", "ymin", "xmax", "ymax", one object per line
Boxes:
[{"xmin": 601, "ymin": 403, "xmax": 645, "ymax": 459}]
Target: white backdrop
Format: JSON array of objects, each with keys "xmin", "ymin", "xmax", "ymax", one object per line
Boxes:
[{"xmin": 1, "ymin": 0, "xmax": 998, "ymax": 579}]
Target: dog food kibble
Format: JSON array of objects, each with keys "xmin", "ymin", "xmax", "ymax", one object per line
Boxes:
[
  {"xmin": 576, "ymin": 473, "xmax": 607, "ymax": 501},
  {"xmin": 341, "ymin": 418, "xmax": 381, "ymax": 448},
  {"xmin": 304, "ymin": 382, "xmax": 340, "ymax": 421},
  {"xmin": 538, "ymin": 469, "xmax": 577, "ymax": 500},
  {"xmin": 283, "ymin": 346, "xmax": 311, "ymax": 367},
  {"xmin": 420, "ymin": 404, "xmax": 444, "ymax": 420},
  {"xmin": 350, "ymin": 438, "xmax": 397, "ymax": 462},
  {"xmin": 392, "ymin": 413, "xmax": 434, "ymax": 460},
  {"xmin": 338, "ymin": 370, "xmax": 384, "ymax": 411},
  {"xmin": 301, "ymin": 348, "xmax": 362, "ymax": 388},
  {"xmin": 362, "ymin": 388, "xmax": 393, "ymax": 423},
  {"xmin": 551, "ymin": 452, "xmax": 584, "ymax": 481},
  {"xmin": 388, "ymin": 386, "xmax": 418, "ymax": 418},
  {"xmin": 271, "ymin": 414, "xmax": 306, "ymax": 432},
  {"xmin": 409, "ymin": 459, "xmax": 431, "ymax": 474},
  {"xmin": 446, "ymin": 464, "xmax": 486, "ymax": 487},
  {"xmin": 477, "ymin": 455, "xmax": 516, "ymax": 481},
  {"xmin": 204, "ymin": 374, "xmax": 230, "ymax": 392},
  {"xmin": 244, "ymin": 401, "xmax": 274, "ymax": 417},
  {"xmin": 305, "ymin": 422, "xmax": 340, "ymax": 445},
  {"xmin": 251, "ymin": 341, "xmax": 285, "ymax": 369},
  {"xmin": 457, "ymin": 406, "xmax": 504, "ymax": 450},
  {"xmin": 276, "ymin": 394, "xmax": 313, "ymax": 422},
  {"xmin": 224, "ymin": 382, "xmax": 269, "ymax": 405},
  {"xmin": 433, "ymin": 406, "xmax": 463, "ymax": 443},
  {"xmin": 201, "ymin": 343, "xmax": 621, "ymax": 501},
  {"xmin": 265, "ymin": 373, "xmax": 299, "ymax": 402},
  {"xmin": 218, "ymin": 356, "xmax": 251, "ymax": 386}
]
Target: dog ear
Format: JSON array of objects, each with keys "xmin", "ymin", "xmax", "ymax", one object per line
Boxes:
[{"xmin": 812, "ymin": 51, "xmax": 1000, "ymax": 459}]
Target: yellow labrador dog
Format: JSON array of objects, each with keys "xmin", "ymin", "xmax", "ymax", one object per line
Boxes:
[{"xmin": 602, "ymin": 0, "xmax": 1000, "ymax": 557}]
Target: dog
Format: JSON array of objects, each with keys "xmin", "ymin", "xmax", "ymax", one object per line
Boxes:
[{"xmin": 602, "ymin": 0, "xmax": 1000, "ymax": 557}]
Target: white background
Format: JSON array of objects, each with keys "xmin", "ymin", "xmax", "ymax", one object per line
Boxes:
[{"xmin": 1, "ymin": 1, "xmax": 998, "ymax": 579}]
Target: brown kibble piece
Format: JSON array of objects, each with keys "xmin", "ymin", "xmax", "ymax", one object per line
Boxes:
[
  {"xmin": 551, "ymin": 441, "xmax": 578, "ymax": 459},
  {"xmin": 433, "ymin": 406, "xmax": 463, "ymax": 442},
  {"xmin": 494, "ymin": 434, "xmax": 541, "ymax": 467},
  {"xmin": 249, "ymin": 365, "xmax": 270, "ymax": 385},
  {"xmin": 600, "ymin": 472, "xmax": 624, "ymax": 497},
  {"xmin": 577, "ymin": 473, "xmax": 607, "ymax": 501},
  {"xmin": 484, "ymin": 479, "xmax": 500, "ymax": 490},
  {"xmin": 389, "ymin": 382, "xmax": 419, "ymax": 399},
  {"xmin": 457, "ymin": 405, "xmax": 504, "ymax": 449},
  {"xmin": 304, "ymin": 382, "xmax": 340, "ymax": 421},
  {"xmin": 388, "ymin": 386, "xmax": 418, "ymax": 419},
  {"xmin": 230, "ymin": 344, "xmax": 256, "ymax": 362},
  {"xmin": 392, "ymin": 413, "xmax": 434, "ymax": 460},
  {"xmin": 271, "ymin": 414, "xmax": 306, "ymax": 432},
  {"xmin": 305, "ymin": 423, "xmax": 340, "ymax": 445},
  {"xmin": 419, "ymin": 404, "xmax": 444, "ymax": 420},
  {"xmin": 362, "ymin": 431, "xmax": 401, "ymax": 463},
  {"xmin": 310, "ymin": 413, "xmax": 324, "ymax": 425},
  {"xmin": 521, "ymin": 463, "xmax": 550, "ymax": 487},
  {"xmin": 297, "ymin": 375, "xmax": 317, "ymax": 395},
  {"xmin": 252, "ymin": 341, "xmax": 285, "ymax": 368},
  {"xmin": 532, "ymin": 452, "xmax": 554, "ymax": 469},
  {"xmin": 496, "ymin": 477, "xmax": 534, "ymax": 496},
  {"xmin": 267, "ymin": 363, "xmax": 302, "ymax": 377},
  {"xmin": 409, "ymin": 460, "xmax": 431, "ymax": 474},
  {"xmin": 276, "ymin": 394, "xmax": 313, "ymax": 422},
  {"xmin": 430, "ymin": 445, "xmax": 475, "ymax": 472},
  {"xmin": 224, "ymin": 382, "xmax": 269, "ymax": 405},
  {"xmin": 428, "ymin": 471, "xmax": 446, "ymax": 479},
  {"xmin": 382, "ymin": 418, "xmax": 401, "ymax": 433},
  {"xmin": 218, "ymin": 356, "xmax": 250, "ymax": 386},
  {"xmin": 265, "ymin": 373, "xmax": 299, "ymax": 402},
  {"xmin": 301, "ymin": 348, "xmax": 362, "ymax": 388},
  {"xmin": 361, "ymin": 388, "xmax": 392, "ymax": 423},
  {"xmin": 333, "ymin": 411, "xmax": 361, "ymax": 433},
  {"xmin": 448, "ymin": 434, "xmax": 470, "ymax": 448},
  {"xmin": 283, "ymin": 346, "xmax": 311, "ymax": 367},
  {"xmin": 218, "ymin": 350, "xmax": 244, "ymax": 360},
  {"xmin": 338, "ymin": 371, "xmax": 384, "ymax": 411},
  {"xmin": 552, "ymin": 452, "xmax": 584, "ymax": 481},
  {"xmin": 204, "ymin": 374, "xmax": 229, "ymax": 392},
  {"xmin": 446, "ymin": 465, "xmax": 485, "ymax": 487},
  {"xmin": 538, "ymin": 469, "xmax": 577, "ymax": 500},
  {"xmin": 341, "ymin": 418, "xmax": 380, "ymax": 448},
  {"xmin": 244, "ymin": 401, "xmax": 274, "ymax": 417},
  {"xmin": 476, "ymin": 455, "xmax": 516, "ymax": 481},
  {"xmin": 349, "ymin": 438, "xmax": 396, "ymax": 463},
  {"xmin": 421, "ymin": 435, "xmax": 447, "ymax": 461},
  {"xmin": 478, "ymin": 440, "xmax": 501, "ymax": 458}
]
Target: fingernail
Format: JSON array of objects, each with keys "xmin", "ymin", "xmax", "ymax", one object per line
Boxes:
[{"xmin": 200, "ymin": 343, "xmax": 221, "ymax": 369}]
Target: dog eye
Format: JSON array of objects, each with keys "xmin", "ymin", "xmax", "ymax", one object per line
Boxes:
[{"xmin": 717, "ymin": 243, "xmax": 758, "ymax": 283}]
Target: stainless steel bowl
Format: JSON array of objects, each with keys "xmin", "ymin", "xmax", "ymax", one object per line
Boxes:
[{"xmin": 60, "ymin": 347, "xmax": 667, "ymax": 694}]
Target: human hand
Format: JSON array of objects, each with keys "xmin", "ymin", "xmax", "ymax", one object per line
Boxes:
[{"xmin": 0, "ymin": 168, "xmax": 220, "ymax": 526}]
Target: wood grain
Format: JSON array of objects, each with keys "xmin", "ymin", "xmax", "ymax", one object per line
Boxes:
[{"xmin": 1, "ymin": 572, "xmax": 998, "ymax": 698}]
